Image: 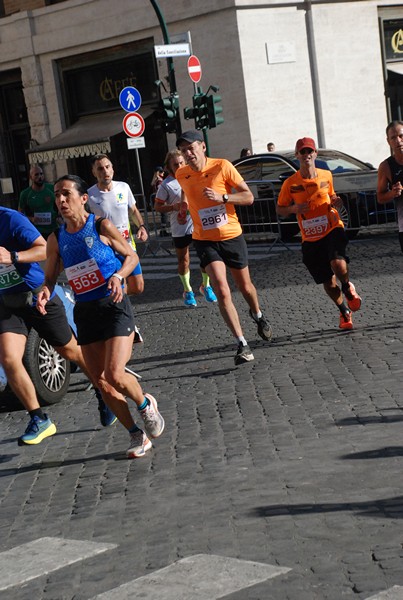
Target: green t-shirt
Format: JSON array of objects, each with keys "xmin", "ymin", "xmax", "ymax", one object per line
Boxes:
[{"xmin": 18, "ymin": 183, "xmax": 58, "ymax": 237}]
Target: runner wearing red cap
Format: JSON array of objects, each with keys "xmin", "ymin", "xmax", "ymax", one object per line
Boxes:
[{"xmin": 277, "ymin": 137, "xmax": 362, "ymax": 330}]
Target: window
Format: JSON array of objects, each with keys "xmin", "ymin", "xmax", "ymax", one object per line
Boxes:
[
  {"xmin": 234, "ymin": 159, "xmax": 259, "ymax": 181},
  {"xmin": 260, "ymin": 158, "xmax": 296, "ymax": 181}
]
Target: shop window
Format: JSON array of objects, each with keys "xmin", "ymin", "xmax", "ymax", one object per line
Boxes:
[{"xmin": 3, "ymin": 85, "xmax": 27, "ymax": 126}]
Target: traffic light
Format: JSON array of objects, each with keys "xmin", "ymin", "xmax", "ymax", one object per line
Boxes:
[
  {"xmin": 159, "ymin": 93, "xmax": 179, "ymax": 133},
  {"xmin": 184, "ymin": 93, "xmax": 209, "ymax": 130},
  {"xmin": 206, "ymin": 94, "xmax": 224, "ymax": 128},
  {"xmin": 184, "ymin": 89, "xmax": 224, "ymax": 130}
]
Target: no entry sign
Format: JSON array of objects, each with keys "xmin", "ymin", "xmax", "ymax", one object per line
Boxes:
[
  {"xmin": 122, "ymin": 112, "xmax": 145, "ymax": 138},
  {"xmin": 187, "ymin": 55, "xmax": 202, "ymax": 83}
]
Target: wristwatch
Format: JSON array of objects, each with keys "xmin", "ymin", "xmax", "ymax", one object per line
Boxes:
[
  {"xmin": 10, "ymin": 251, "xmax": 19, "ymax": 264},
  {"xmin": 222, "ymin": 194, "xmax": 229, "ymax": 204},
  {"xmin": 111, "ymin": 273, "xmax": 123, "ymax": 282}
]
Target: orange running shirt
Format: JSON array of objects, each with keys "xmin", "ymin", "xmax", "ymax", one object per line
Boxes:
[
  {"xmin": 176, "ymin": 157, "xmax": 244, "ymax": 241},
  {"xmin": 277, "ymin": 168, "xmax": 343, "ymax": 242}
]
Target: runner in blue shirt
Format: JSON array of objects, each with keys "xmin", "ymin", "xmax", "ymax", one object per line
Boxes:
[{"xmin": 0, "ymin": 207, "xmax": 88, "ymax": 446}]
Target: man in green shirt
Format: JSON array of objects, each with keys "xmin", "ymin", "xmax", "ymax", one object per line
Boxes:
[{"xmin": 19, "ymin": 166, "xmax": 58, "ymax": 238}]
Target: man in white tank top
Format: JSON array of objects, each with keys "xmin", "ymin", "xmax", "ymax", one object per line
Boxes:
[{"xmin": 87, "ymin": 154, "xmax": 148, "ymax": 295}]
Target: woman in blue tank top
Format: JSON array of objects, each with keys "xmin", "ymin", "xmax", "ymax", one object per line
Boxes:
[{"xmin": 36, "ymin": 175, "xmax": 165, "ymax": 459}]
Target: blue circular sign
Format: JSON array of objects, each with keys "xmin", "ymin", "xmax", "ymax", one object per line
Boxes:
[{"xmin": 119, "ymin": 87, "xmax": 142, "ymax": 113}]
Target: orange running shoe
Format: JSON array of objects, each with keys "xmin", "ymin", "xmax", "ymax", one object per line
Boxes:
[
  {"xmin": 344, "ymin": 282, "xmax": 361, "ymax": 312},
  {"xmin": 339, "ymin": 311, "xmax": 353, "ymax": 330}
]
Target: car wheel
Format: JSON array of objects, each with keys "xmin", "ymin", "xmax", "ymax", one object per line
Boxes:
[
  {"xmin": 337, "ymin": 194, "xmax": 360, "ymax": 239},
  {"xmin": 279, "ymin": 222, "xmax": 300, "ymax": 241},
  {"xmin": 346, "ymin": 228, "xmax": 359, "ymax": 240},
  {"xmin": 23, "ymin": 328, "xmax": 71, "ymax": 405}
]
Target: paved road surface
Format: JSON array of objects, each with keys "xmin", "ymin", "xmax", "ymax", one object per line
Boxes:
[{"xmin": 0, "ymin": 233, "xmax": 402, "ymax": 600}]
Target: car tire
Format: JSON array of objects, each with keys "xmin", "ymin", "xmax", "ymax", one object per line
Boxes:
[
  {"xmin": 279, "ymin": 222, "xmax": 300, "ymax": 241},
  {"xmin": 346, "ymin": 228, "xmax": 359, "ymax": 240},
  {"xmin": 338, "ymin": 195, "xmax": 360, "ymax": 240},
  {"xmin": 23, "ymin": 328, "xmax": 71, "ymax": 406}
]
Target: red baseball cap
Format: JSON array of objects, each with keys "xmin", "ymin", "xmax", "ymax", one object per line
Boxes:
[{"xmin": 295, "ymin": 137, "xmax": 317, "ymax": 153}]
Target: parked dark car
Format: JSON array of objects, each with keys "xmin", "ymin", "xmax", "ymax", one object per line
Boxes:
[{"xmin": 232, "ymin": 149, "xmax": 397, "ymax": 239}]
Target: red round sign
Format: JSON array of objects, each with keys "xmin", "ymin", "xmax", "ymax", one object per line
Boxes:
[
  {"xmin": 187, "ymin": 55, "xmax": 202, "ymax": 84},
  {"xmin": 122, "ymin": 112, "xmax": 145, "ymax": 138}
]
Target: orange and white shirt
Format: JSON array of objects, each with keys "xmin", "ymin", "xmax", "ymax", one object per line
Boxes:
[
  {"xmin": 176, "ymin": 157, "xmax": 244, "ymax": 241},
  {"xmin": 277, "ymin": 169, "xmax": 343, "ymax": 242}
]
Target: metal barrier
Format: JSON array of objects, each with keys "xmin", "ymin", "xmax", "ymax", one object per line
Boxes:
[
  {"xmin": 135, "ymin": 193, "xmax": 173, "ymax": 257},
  {"xmin": 134, "ymin": 185, "xmax": 398, "ymax": 255},
  {"xmin": 235, "ymin": 182, "xmax": 398, "ymax": 244},
  {"xmin": 339, "ymin": 190, "xmax": 397, "ymax": 235},
  {"xmin": 235, "ymin": 181, "xmax": 297, "ymax": 249}
]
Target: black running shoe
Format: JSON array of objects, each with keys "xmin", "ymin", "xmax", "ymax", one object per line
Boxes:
[
  {"xmin": 249, "ymin": 310, "xmax": 273, "ymax": 341},
  {"xmin": 234, "ymin": 343, "xmax": 254, "ymax": 365}
]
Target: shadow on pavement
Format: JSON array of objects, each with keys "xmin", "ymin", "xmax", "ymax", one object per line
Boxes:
[
  {"xmin": 340, "ymin": 446, "xmax": 403, "ymax": 459},
  {"xmin": 0, "ymin": 451, "xmax": 132, "ymax": 478},
  {"xmin": 335, "ymin": 412, "xmax": 403, "ymax": 426},
  {"xmin": 251, "ymin": 495, "xmax": 403, "ymax": 519},
  {"xmin": 0, "ymin": 391, "xmax": 23, "ymax": 414}
]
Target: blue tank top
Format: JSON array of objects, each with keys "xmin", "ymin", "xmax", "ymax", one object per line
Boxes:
[{"xmin": 58, "ymin": 214, "xmax": 122, "ymax": 302}]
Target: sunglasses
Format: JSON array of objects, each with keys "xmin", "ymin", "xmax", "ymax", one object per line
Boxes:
[{"xmin": 299, "ymin": 148, "xmax": 315, "ymax": 155}]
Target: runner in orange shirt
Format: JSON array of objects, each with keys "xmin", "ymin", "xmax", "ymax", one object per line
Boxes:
[
  {"xmin": 277, "ymin": 137, "xmax": 362, "ymax": 330},
  {"xmin": 176, "ymin": 130, "xmax": 272, "ymax": 365}
]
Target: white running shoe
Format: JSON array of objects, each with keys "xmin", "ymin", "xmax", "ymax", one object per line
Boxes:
[
  {"xmin": 126, "ymin": 429, "xmax": 152, "ymax": 458},
  {"xmin": 139, "ymin": 394, "xmax": 165, "ymax": 439}
]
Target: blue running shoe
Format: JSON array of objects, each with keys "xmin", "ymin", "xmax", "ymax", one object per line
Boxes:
[
  {"xmin": 183, "ymin": 291, "xmax": 197, "ymax": 307},
  {"xmin": 95, "ymin": 388, "xmax": 117, "ymax": 427},
  {"xmin": 199, "ymin": 285, "xmax": 217, "ymax": 303},
  {"xmin": 18, "ymin": 414, "xmax": 56, "ymax": 446}
]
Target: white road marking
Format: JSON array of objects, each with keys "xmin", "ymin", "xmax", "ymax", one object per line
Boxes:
[
  {"xmin": 0, "ymin": 537, "xmax": 117, "ymax": 591},
  {"xmin": 366, "ymin": 587, "xmax": 403, "ymax": 599},
  {"xmin": 91, "ymin": 553, "xmax": 291, "ymax": 599}
]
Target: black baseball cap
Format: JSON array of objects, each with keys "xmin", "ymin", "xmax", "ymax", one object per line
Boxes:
[{"xmin": 176, "ymin": 130, "xmax": 203, "ymax": 147}]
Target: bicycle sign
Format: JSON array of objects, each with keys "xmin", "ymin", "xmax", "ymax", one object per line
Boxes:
[{"xmin": 122, "ymin": 112, "xmax": 145, "ymax": 138}]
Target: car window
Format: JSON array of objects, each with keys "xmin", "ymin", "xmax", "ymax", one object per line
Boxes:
[
  {"xmin": 324, "ymin": 159, "xmax": 361, "ymax": 173},
  {"xmin": 315, "ymin": 159, "xmax": 331, "ymax": 171},
  {"xmin": 317, "ymin": 152, "xmax": 365, "ymax": 173},
  {"xmin": 260, "ymin": 158, "xmax": 295, "ymax": 181},
  {"xmin": 234, "ymin": 159, "xmax": 259, "ymax": 181},
  {"xmin": 294, "ymin": 158, "xmax": 331, "ymax": 171}
]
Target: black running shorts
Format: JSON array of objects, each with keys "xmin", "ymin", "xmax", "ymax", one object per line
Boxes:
[
  {"xmin": 302, "ymin": 227, "xmax": 349, "ymax": 284},
  {"xmin": 173, "ymin": 234, "xmax": 193, "ymax": 249},
  {"xmin": 0, "ymin": 295, "xmax": 73, "ymax": 347},
  {"xmin": 74, "ymin": 294, "xmax": 135, "ymax": 345},
  {"xmin": 193, "ymin": 234, "xmax": 249, "ymax": 269}
]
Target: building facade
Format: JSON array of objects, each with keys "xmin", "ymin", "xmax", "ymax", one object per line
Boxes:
[{"xmin": 0, "ymin": 0, "xmax": 402, "ymax": 206}]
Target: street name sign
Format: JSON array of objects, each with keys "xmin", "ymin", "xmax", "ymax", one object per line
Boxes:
[{"xmin": 154, "ymin": 43, "xmax": 190, "ymax": 58}]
